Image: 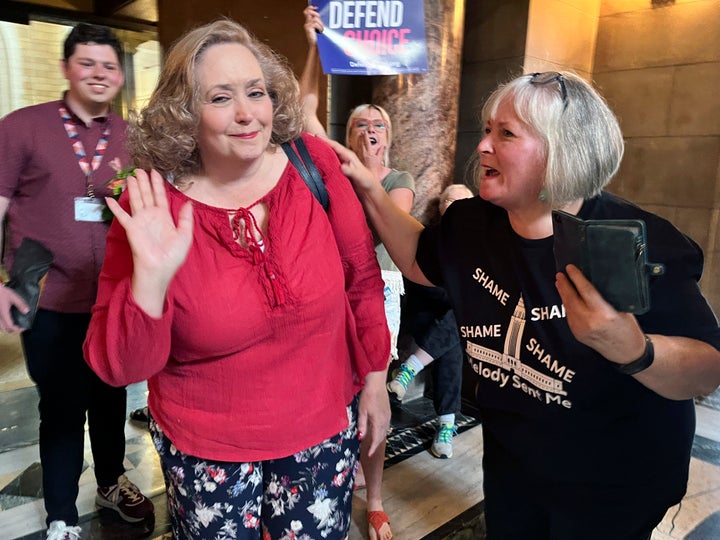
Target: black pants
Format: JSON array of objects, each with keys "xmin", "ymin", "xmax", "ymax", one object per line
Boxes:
[
  {"xmin": 22, "ymin": 309, "xmax": 127, "ymax": 526},
  {"xmin": 412, "ymin": 308, "xmax": 463, "ymax": 416},
  {"xmin": 482, "ymin": 433, "xmax": 669, "ymax": 540},
  {"xmin": 404, "ymin": 281, "xmax": 463, "ymax": 417}
]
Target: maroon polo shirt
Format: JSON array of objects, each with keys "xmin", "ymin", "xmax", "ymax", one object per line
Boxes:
[{"xmin": 0, "ymin": 98, "xmax": 129, "ymax": 312}]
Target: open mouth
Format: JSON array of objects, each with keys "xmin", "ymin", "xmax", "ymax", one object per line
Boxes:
[
  {"xmin": 484, "ymin": 167, "xmax": 499, "ymax": 177},
  {"xmin": 368, "ymin": 136, "xmax": 377, "ymax": 145}
]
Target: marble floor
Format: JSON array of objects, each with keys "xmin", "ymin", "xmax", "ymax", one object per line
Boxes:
[{"xmin": 0, "ymin": 331, "xmax": 719, "ymax": 539}]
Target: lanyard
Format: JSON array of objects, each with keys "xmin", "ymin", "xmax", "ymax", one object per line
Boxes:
[{"xmin": 59, "ymin": 106, "xmax": 111, "ymax": 197}]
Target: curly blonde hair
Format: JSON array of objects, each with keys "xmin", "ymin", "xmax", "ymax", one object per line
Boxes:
[{"xmin": 127, "ymin": 19, "xmax": 304, "ymax": 181}]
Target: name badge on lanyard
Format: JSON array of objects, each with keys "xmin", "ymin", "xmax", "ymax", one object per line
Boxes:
[
  {"xmin": 74, "ymin": 197, "xmax": 106, "ymax": 222},
  {"xmin": 59, "ymin": 106, "xmax": 111, "ymax": 222}
]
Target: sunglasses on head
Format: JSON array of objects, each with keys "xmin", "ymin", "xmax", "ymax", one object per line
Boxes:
[{"xmin": 529, "ymin": 72, "xmax": 568, "ymax": 109}]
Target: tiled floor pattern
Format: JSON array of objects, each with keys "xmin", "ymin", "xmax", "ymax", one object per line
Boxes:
[{"xmin": 0, "ymin": 378, "xmax": 719, "ymax": 539}]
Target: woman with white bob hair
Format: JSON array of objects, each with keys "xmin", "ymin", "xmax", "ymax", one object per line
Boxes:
[{"xmin": 329, "ymin": 70, "xmax": 720, "ymax": 540}]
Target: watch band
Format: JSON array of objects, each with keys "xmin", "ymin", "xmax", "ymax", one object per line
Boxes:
[{"xmin": 612, "ymin": 335, "xmax": 654, "ymax": 375}]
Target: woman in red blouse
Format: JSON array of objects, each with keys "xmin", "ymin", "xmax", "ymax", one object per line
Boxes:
[{"xmin": 84, "ymin": 19, "xmax": 390, "ymax": 540}]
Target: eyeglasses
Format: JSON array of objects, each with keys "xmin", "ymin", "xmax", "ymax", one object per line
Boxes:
[
  {"xmin": 529, "ymin": 72, "xmax": 568, "ymax": 109},
  {"xmin": 353, "ymin": 120, "xmax": 387, "ymax": 131}
]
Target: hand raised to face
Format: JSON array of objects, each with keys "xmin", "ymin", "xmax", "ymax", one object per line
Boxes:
[
  {"xmin": 326, "ymin": 138, "xmax": 379, "ymax": 192},
  {"xmin": 353, "ymin": 131, "xmax": 386, "ymax": 175}
]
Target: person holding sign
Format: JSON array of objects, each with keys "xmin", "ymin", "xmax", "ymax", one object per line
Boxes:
[
  {"xmin": 329, "ymin": 71, "xmax": 720, "ymax": 539},
  {"xmin": 301, "ymin": 6, "xmax": 413, "ymax": 540},
  {"xmin": 306, "ymin": 0, "xmax": 428, "ymax": 76},
  {"xmin": 85, "ymin": 18, "xmax": 391, "ymax": 540}
]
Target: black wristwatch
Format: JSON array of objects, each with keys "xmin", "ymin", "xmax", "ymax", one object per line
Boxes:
[{"xmin": 612, "ymin": 335, "xmax": 654, "ymax": 375}]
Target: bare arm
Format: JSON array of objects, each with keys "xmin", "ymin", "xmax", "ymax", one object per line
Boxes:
[
  {"xmin": 388, "ymin": 186, "xmax": 414, "ymax": 214},
  {"xmin": 557, "ymin": 265, "xmax": 720, "ymax": 399},
  {"xmin": 299, "ymin": 5, "xmax": 328, "ymax": 139},
  {"xmin": 358, "ymin": 369, "xmax": 391, "ymax": 457},
  {"xmin": 327, "ymin": 139, "xmax": 431, "ymax": 286},
  {"xmin": 635, "ymin": 334, "xmax": 720, "ymax": 399}
]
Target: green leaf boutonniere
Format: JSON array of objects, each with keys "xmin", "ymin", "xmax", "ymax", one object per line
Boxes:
[{"xmin": 102, "ymin": 158, "xmax": 135, "ymax": 221}]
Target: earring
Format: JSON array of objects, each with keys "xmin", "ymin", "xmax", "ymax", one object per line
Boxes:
[{"xmin": 538, "ymin": 188, "xmax": 548, "ymax": 202}]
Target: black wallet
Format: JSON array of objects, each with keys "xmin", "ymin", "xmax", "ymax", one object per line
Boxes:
[
  {"xmin": 551, "ymin": 210, "xmax": 664, "ymax": 314},
  {"xmin": 4, "ymin": 238, "xmax": 54, "ymax": 329}
]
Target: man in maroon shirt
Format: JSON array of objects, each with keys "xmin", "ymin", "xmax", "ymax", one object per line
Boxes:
[{"xmin": 0, "ymin": 23, "xmax": 153, "ymax": 540}]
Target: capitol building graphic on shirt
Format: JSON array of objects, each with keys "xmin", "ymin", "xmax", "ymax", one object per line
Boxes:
[{"xmin": 465, "ymin": 296, "xmax": 569, "ymax": 397}]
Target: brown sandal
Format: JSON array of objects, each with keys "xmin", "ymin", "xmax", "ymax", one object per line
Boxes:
[{"xmin": 367, "ymin": 510, "xmax": 393, "ymax": 540}]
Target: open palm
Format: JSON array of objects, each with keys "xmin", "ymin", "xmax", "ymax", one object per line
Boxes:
[{"xmin": 106, "ymin": 169, "xmax": 193, "ymax": 291}]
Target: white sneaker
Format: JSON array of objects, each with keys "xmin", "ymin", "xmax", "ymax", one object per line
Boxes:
[
  {"xmin": 430, "ymin": 423, "xmax": 457, "ymax": 459},
  {"xmin": 46, "ymin": 520, "xmax": 82, "ymax": 540}
]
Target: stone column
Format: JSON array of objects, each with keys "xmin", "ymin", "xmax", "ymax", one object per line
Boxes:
[{"xmin": 373, "ymin": 0, "xmax": 466, "ymax": 223}]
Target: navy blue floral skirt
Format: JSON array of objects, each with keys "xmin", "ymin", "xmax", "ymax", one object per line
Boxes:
[{"xmin": 150, "ymin": 397, "xmax": 360, "ymax": 539}]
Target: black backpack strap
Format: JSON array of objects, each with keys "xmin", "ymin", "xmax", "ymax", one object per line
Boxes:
[{"xmin": 281, "ymin": 138, "xmax": 330, "ymax": 211}]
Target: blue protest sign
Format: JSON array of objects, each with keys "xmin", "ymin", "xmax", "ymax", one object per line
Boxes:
[{"xmin": 312, "ymin": 0, "xmax": 428, "ymax": 75}]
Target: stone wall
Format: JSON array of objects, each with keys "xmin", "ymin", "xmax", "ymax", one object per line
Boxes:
[
  {"xmin": 0, "ymin": 21, "xmax": 68, "ymax": 118},
  {"xmin": 0, "ymin": 20, "xmax": 159, "ymax": 120},
  {"xmin": 456, "ymin": 0, "xmax": 719, "ymax": 314},
  {"xmin": 594, "ymin": 0, "xmax": 720, "ymax": 313},
  {"xmin": 455, "ymin": 0, "xmax": 529, "ymax": 187}
]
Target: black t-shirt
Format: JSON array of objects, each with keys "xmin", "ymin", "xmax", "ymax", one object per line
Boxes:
[{"xmin": 417, "ymin": 192, "xmax": 720, "ymax": 503}]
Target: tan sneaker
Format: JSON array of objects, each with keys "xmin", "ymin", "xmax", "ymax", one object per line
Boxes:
[{"xmin": 96, "ymin": 474, "xmax": 154, "ymax": 522}]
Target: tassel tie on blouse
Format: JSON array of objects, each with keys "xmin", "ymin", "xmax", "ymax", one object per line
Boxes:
[{"xmin": 231, "ymin": 207, "xmax": 286, "ymax": 307}]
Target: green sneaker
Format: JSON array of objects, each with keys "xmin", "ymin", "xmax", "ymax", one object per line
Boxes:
[
  {"xmin": 387, "ymin": 363, "xmax": 416, "ymax": 401},
  {"xmin": 431, "ymin": 422, "xmax": 457, "ymax": 459}
]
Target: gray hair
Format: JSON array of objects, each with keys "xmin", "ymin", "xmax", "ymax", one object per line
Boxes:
[{"xmin": 480, "ymin": 71, "xmax": 624, "ymax": 206}]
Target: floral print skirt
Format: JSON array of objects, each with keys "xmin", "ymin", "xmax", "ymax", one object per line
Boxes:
[{"xmin": 150, "ymin": 397, "xmax": 360, "ymax": 540}]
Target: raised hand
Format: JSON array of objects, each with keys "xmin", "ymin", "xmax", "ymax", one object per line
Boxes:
[
  {"xmin": 354, "ymin": 131, "xmax": 386, "ymax": 177},
  {"xmin": 303, "ymin": 5, "xmax": 324, "ymax": 45},
  {"xmin": 106, "ymin": 169, "xmax": 194, "ymax": 318},
  {"xmin": 326, "ymin": 139, "xmax": 379, "ymax": 192}
]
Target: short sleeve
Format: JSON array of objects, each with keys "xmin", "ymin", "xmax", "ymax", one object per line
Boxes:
[
  {"xmin": 416, "ymin": 224, "xmax": 445, "ymax": 287},
  {"xmin": 0, "ymin": 108, "xmax": 30, "ymax": 199},
  {"xmin": 382, "ymin": 170, "xmax": 415, "ymax": 193},
  {"xmin": 640, "ymin": 218, "xmax": 720, "ymax": 350}
]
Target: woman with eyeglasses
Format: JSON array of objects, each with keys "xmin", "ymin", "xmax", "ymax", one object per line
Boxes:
[
  {"xmin": 329, "ymin": 70, "xmax": 720, "ymax": 539},
  {"xmin": 299, "ymin": 6, "xmax": 414, "ymax": 540},
  {"xmin": 343, "ymin": 104, "xmax": 415, "ymax": 280}
]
